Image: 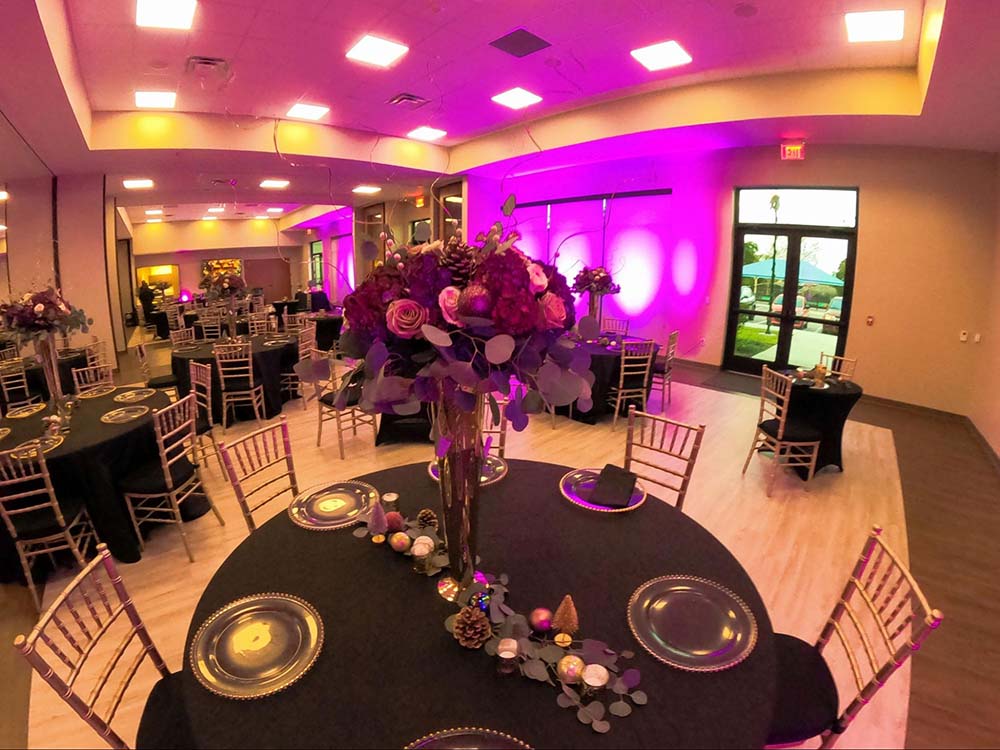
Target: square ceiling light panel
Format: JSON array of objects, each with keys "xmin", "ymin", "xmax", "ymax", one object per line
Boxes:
[
  {"xmin": 491, "ymin": 87, "xmax": 542, "ymax": 110},
  {"xmin": 845, "ymin": 10, "xmax": 905, "ymax": 42},
  {"xmin": 135, "ymin": 91, "xmax": 177, "ymax": 109},
  {"xmin": 407, "ymin": 126, "xmax": 447, "ymax": 142},
  {"xmin": 630, "ymin": 40, "xmax": 692, "ymax": 71},
  {"xmin": 346, "ymin": 35, "xmax": 409, "ymax": 67},
  {"xmin": 286, "ymin": 103, "xmax": 330, "ymax": 121},
  {"xmin": 136, "ymin": 0, "xmax": 197, "ymax": 30}
]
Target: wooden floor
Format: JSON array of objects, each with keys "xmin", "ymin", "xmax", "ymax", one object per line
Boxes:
[{"xmin": 13, "ymin": 371, "xmax": 913, "ymax": 750}]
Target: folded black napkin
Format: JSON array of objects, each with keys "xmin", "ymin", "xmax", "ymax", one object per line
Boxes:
[{"xmin": 591, "ymin": 464, "xmax": 637, "ymax": 508}]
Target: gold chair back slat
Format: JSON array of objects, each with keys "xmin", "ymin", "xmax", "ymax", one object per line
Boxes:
[
  {"xmin": 480, "ymin": 397, "xmax": 509, "ymax": 458},
  {"xmin": 602, "ymin": 317, "xmax": 629, "ymax": 336},
  {"xmin": 1, "ymin": 360, "xmax": 41, "ymax": 410},
  {"xmin": 819, "ymin": 352, "xmax": 858, "ymax": 381},
  {"xmin": 213, "ymin": 342, "xmax": 255, "ymax": 389},
  {"xmin": 624, "ymin": 406, "xmax": 704, "ymax": 512},
  {"xmin": 72, "ymin": 364, "xmax": 113, "ymax": 395},
  {"xmin": 170, "ymin": 327, "xmax": 195, "ymax": 346}
]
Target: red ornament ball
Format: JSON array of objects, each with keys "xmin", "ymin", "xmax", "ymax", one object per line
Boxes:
[
  {"xmin": 385, "ymin": 511, "xmax": 406, "ymax": 533},
  {"xmin": 457, "ymin": 283, "xmax": 493, "ymax": 318},
  {"xmin": 529, "ymin": 607, "xmax": 553, "ymax": 632}
]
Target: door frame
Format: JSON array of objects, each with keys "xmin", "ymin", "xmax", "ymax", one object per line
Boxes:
[{"xmin": 723, "ymin": 187, "xmax": 859, "ymax": 374}]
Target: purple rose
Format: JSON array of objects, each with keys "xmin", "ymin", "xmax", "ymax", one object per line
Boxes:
[
  {"xmin": 386, "ymin": 299, "xmax": 428, "ymax": 339},
  {"xmin": 540, "ymin": 292, "xmax": 567, "ymax": 329},
  {"xmin": 438, "ymin": 286, "xmax": 462, "ymax": 327}
]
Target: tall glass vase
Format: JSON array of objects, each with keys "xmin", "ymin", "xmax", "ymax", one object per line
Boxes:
[
  {"xmin": 588, "ymin": 291, "xmax": 604, "ymax": 324},
  {"xmin": 435, "ymin": 393, "xmax": 483, "ymax": 593},
  {"xmin": 34, "ymin": 337, "xmax": 62, "ymax": 403}
]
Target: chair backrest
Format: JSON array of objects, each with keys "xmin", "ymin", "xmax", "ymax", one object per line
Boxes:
[
  {"xmin": 163, "ymin": 304, "xmax": 181, "ymax": 330},
  {"xmin": 624, "ymin": 406, "xmax": 705, "ymax": 512},
  {"xmin": 151, "ymin": 394, "xmax": 198, "ymax": 492},
  {"xmin": 817, "ymin": 526, "xmax": 942, "ymax": 743},
  {"xmin": 284, "ymin": 312, "xmax": 306, "ymax": 333},
  {"xmin": 758, "ymin": 366, "xmax": 795, "ymax": 440},
  {"xmin": 603, "ymin": 317, "xmax": 630, "ymax": 336},
  {"xmin": 199, "ymin": 317, "xmax": 222, "ymax": 340},
  {"xmin": 617, "ymin": 339, "xmax": 656, "ymax": 390},
  {"xmin": 85, "ymin": 339, "xmax": 108, "ymax": 368},
  {"xmin": 819, "ymin": 352, "xmax": 857, "ymax": 382},
  {"xmin": 0, "ymin": 360, "xmax": 35, "ymax": 405},
  {"xmin": 297, "ymin": 325, "xmax": 316, "ymax": 361},
  {"xmin": 213, "ymin": 342, "xmax": 255, "ymax": 392},
  {"xmin": 0, "ymin": 446, "xmax": 64, "ymax": 541},
  {"xmin": 664, "ymin": 329, "xmax": 679, "ymax": 367},
  {"xmin": 248, "ymin": 313, "xmax": 274, "ymax": 337},
  {"xmin": 218, "ymin": 416, "xmax": 298, "ymax": 533},
  {"xmin": 480, "ymin": 396, "xmax": 509, "ymax": 459},
  {"xmin": 72, "ymin": 364, "xmax": 114, "ymax": 395},
  {"xmin": 0, "ymin": 342, "xmax": 19, "ymax": 361},
  {"xmin": 189, "ymin": 361, "xmax": 214, "ymax": 425},
  {"xmin": 14, "ymin": 543, "xmax": 170, "ymax": 750},
  {"xmin": 170, "ymin": 327, "xmax": 195, "ymax": 346},
  {"xmin": 250, "ymin": 295, "xmax": 265, "ymax": 313}
]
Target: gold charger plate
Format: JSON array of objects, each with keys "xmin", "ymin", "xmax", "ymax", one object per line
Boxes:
[
  {"xmin": 12, "ymin": 435, "xmax": 65, "ymax": 459},
  {"xmin": 0, "ymin": 427, "xmax": 11, "ymax": 441},
  {"xmin": 427, "ymin": 455, "xmax": 508, "ymax": 486},
  {"xmin": 558, "ymin": 468, "xmax": 647, "ymax": 514},
  {"xmin": 405, "ymin": 727, "xmax": 532, "ymax": 749},
  {"xmin": 101, "ymin": 405, "xmax": 150, "ymax": 424},
  {"xmin": 287, "ymin": 481, "xmax": 379, "ymax": 530},
  {"xmin": 113, "ymin": 388, "xmax": 157, "ymax": 404},
  {"xmin": 6, "ymin": 403, "xmax": 46, "ymax": 418},
  {"xmin": 78, "ymin": 384, "xmax": 116, "ymax": 399},
  {"xmin": 189, "ymin": 593, "xmax": 324, "ymax": 700}
]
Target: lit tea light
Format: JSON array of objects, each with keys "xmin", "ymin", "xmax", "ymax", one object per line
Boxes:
[
  {"xmin": 497, "ymin": 638, "xmax": 519, "ymax": 659},
  {"xmin": 582, "ymin": 663, "xmax": 610, "ymax": 689}
]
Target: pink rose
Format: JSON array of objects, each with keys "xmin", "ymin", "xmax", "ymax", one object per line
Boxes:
[
  {"xmin": 438, "ymin": 286, "xmax": 462, "ymax": 327},
  {"xmin": 527, "ymin": 263, "xmax": 548, "ymax": 294},
  {"xmin": 386, "ymin": 299, "xmax": 428, "ymax": 339},
  {"xmin": 540, "ymin": 292, "xmax": 567, "ymax": 329}
]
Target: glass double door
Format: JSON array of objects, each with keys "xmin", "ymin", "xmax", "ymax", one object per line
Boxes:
[{"xmin": 723, "ymin": 228, "xmax": 855, "ymax": 374}]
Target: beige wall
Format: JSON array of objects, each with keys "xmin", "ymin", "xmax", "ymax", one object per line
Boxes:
[
  {"xmin": 972, "ymin": 167, "xmax": 1000, "ymax": 454},
  {"xmin": 4, "ymin": 176, "xmax": 55, "ymax": 293},
  {"xmin": 132, "ymin": 218, "xmax": 301, "ymax": 256},
  {"xmin": 136, "ymin": 246, "xmax": 295, "ymax": 297},
  {"xmin": 496, "ymin": 145, "xmax": 999, "ymax": 416}
]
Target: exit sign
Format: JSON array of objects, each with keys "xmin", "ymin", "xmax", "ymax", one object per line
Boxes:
[{"xmin": 781, "ymin": 142, "xmax": 806, "ymax": 160}]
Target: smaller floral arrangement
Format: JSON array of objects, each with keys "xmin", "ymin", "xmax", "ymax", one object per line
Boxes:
[
  {"xmin": 0, "ymin": 288, "xmax": 90, "ymax": 341},
  {"xmin": 201, "ymin": 273, "xmax": 247, "ymax": 298},
  {"xmin": 572, "ymin": 266, "xmax": 620, "ymax": 296}
]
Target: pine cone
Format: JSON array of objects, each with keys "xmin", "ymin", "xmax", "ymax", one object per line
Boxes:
[
  {"xmin": 417, "ymin": 508, "xmax": 439, "ymax": 531},
  {"xmin": 441, "ymin": 241, "xmax": 477, "ymax": 286},
  {"xmin": 453, "ymin": 605, "xmax": 492, "ymax": 649}
]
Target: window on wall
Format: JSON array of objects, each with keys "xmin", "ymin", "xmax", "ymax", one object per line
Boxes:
[
  {"xmin": 310, "ymin": 240, "xmax": 323, "ymax": 286},
  {"xmin": 434, "ymin": 182, "xmax": 463, "ymax": 242}
]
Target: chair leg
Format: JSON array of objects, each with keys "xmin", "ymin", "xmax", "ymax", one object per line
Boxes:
[
  {"xmin": 221, "ymin": 397, "xmax": 229, "ymax": 431},
  {"xmin": 172, "ymin": 497, "xmax": 195, "ymax": 562},
  {"xmin": 335, "ymin": 410, "xmax": 346, "ymax": 460},
  {"xmin": 16, "ymin": 546, "xmax": 42, "ymax": 612},
  {"xmin": 124, "ymin": 496, "xmax": 145, "ymax": 551},
  {"xmin": 611, "ymin": 394, "xmax": 622, "ymax": 430},
  {"xmin": 317, "ymin": 409, "xmax": 324, "ymax": 447},
  {"xmin": 742, "ymin": 433, "xmax": 760, "ymax": 475},
  {"xmin": 766, "ymin": 445, "xmax": 782, "ymax": 497},
  {"xmin": 667, "ymin": 373, "xmax": 672, "ymax": 405},
  {"xmin": 210, "ymin": 434, "xmax": 225, "ymax": 476}
]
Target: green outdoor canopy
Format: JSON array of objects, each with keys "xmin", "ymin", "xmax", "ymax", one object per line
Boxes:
[{"xmin": 740, "ymin": 259, "xmax": 844, "ymax": 287}]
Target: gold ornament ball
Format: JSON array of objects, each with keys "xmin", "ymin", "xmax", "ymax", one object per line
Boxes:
[
  {"xmin": 554, "ymin": 632, "xmax": 573, "ymax": 648},
  {"xmin": 557, "ymin": 655, "xmax": 586, "ymax": 684},
  {"xmin": 388, "ymin": 532, "xmax": 411, "ymax": 552}
]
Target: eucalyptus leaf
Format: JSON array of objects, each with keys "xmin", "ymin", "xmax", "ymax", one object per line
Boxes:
[
  {"xmin": 621, "ymin": 650, "xmax": 634, "ymax": 659},
  {"xmin": 499, "ymin": 573, "xmax": 509, "ymax": 585},
  {"xmin": 444, "ymin": 614, "xmax": 457, "ymax": 633},
  {"xmin": 351, "ymin": 526, "xmax": 369, "ymax": 538},
  {"xmin": 522, "ymin": 659, "xmax": 550, "ymax": 683},
  {"xmin": 556, "ymin": 693, "xmax": 576, "ymax": 709},
  {"xmin": 485, "ymin": 334, "xmax": 515, "ymax": 364},
  {"xmin": 517, "ymin": 638, "xmax": 537, "ymax": 659},
  {"xmin": 611, "ymin": 679, "xmax": 628, "ymax": 695},
  {"xmin": 621, "ymin": 668, "xmax": 641, "ymax": 689},
  {"xmin": 538, "ymin": 644, "xmax": 565, "ymax": 664},
  {"xmin": 501, "ymin": 193, "xmax": 517, "ymax": 217},
  {"xmin": 585, "ymin": 702, "xmax": 605, "ymax": 721},
  {"xmin": 576, "ymin": 707, "xmax": 593, "ymax": 725},
  {"xmin": 484, "ymin": 637, "xmax": 500, "ymax": 656},
  {"xmin": 592, "ymin": 720, "xmax": 611, "ymax": 734},
  {"xmin": 561, "ymin": 683, "xmax": 580, "ymax": 702},
  {"xmin": 578, "ymin": 315, "xmax": 600, "ymax": 340},
  {"xmin": 421, "ymin": 324, "xmax": 453, "ymax": 348},
  {"xmin": 609, "ymin": 701, "xmax": 632, "ymax": 717},
  {"xmin": 430, "ymin": 554, "xmax": 449, "ymax": 568},
  {"xmin": 447, "ymin": 361, "xmax": 480, "ymax": 389},
  {"xmin": 630, "ymin": 690, "xmax": 648, "ymax": 705},
  {"xmin": 392, "ymin": 399, "xmax": 421, "ymax": 416},
  {"xmin": 364, "ymin": 341, "xmax": 389, "ymax": 378}
]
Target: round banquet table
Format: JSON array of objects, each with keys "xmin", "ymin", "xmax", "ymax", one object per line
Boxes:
[
  {"xmin": 170, "ymin": 335, "xmax": 298, "ymax": 424},
  {"xmin": 0, "ymin": 388, "xmax": 210, "ymax": 581},
  {"xmin": 788, "ymin": 377, "xmax": 864, "ymax": 477},
  {"xmin": 558, "ymin": 341, "xmax": 656, "ymax": 425},
  {"xmin": 310, "ymin": 314, "xmax": 343, "ymax": 351},
  {"xmin": 180, "ymin": 459, "xmax": 776, "ymax": 749},
  {"xmin": 0, "ymin": 351, "xmax": 89, "ymax": 414}
]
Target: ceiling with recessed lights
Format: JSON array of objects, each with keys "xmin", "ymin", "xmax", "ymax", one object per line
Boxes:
[
  {"xmin": 123, "ymin": 202, "xmax": 303, "ymax": 223},
  {"xmin": 63, "ymin": 0, "xmax": 924, "ymax": 144}
]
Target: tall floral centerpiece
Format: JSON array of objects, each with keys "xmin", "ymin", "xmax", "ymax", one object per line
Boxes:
[
  {"xmin": 0, "ymin": 288, "xmax": 90, "ymax": 402},
  {"xmin": 340, "ymin": 229, "xmax": 593, "ymax": 590},
  {"xmin": 203, "ymin": 272, "xmax": 247, "ymax": 338},
  {"xmin": 572, "ymin": 266, "xmax": 621, "ymax": 321}
]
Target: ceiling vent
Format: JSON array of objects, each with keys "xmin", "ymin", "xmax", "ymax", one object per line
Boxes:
[
  {"xmin": 186, "ymin": 56, "xmax": 233, "ymax": 90},
  {"xmin": 387, "ymin": 92, "xmax": 430, "ymax": 109},
  {"xmin": 490, "ymin": 29, "xmax": 551, "ymax": 58}
]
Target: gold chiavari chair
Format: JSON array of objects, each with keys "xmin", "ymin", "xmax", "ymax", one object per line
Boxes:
[
  {"xmin": 651, "ymin": 329, "xmax": 679, "ymax": 410},
  {"xmin": 0, "ymin": 341, "xmax": 19, "ymax": 361},
  {"xmin": 218, "ymin": 416, "xmax": 299, "ymax": 534},
  {"xmin": 250, "ymin": 294, "xmax": 266, "ymax": 313},
  {"xmin": 315, "ymin": 363, "xmax": 376, "ymax": 458},
  {"xmin": 163, "ymin": 303, "xmax": 181, "ymax": 331},
  {"xmin": 120, "ymin": 395, "xmax": 224, "ymax": 562},
  {"xmin": 169, "ymin": 327, "xmax": 196, "ymax": 346},
  {"xmin": 213, "ymin": 342, "xmax": 265, "ymax": 428},
  {"xmin": 72, "ymin": 364, "xmax": 114, "ymax": 396},
  {"xmin": 0, "ymin": 445, "xmax": 97, "ymax": 611},
  {"xmin": 284, "ymin": 312, "xmax": 306, "ymax": 334},
  {"xmin": 481, "ymin": 396, "xmax": 509, "ymax": 459},
  {"xmin": 85, "ymin": 339, "xmax": 108, "ymax": 367},
  {"xmin": 819, "ymin": 352, "xmax": 858, "ymax": 382},
  {"xmin": 607, "ymin": 339, "xmax": 656, "ymax": 430},
  {"xmin": 189, "ymin": 361, "xmax": 223, "ymax": 474},
  {"xmin": 1, "ymin": 360, "xmax": 43, "ymax": 412},
  {"xmin": 134, "ymin": 342, "xmax": 179, "ymax": 400},
  {"xmin": 766, "ymin": 525, "xmax": 943, "ymax": 748},
  {"xmin": 281, "ymin": 324, "xmax": 316, "ymax": 409},
  {"xmin": 624, "ymin": 405, "xmax": 704, "ymax": 513},
  {"xmin": 198, "ymin": 311, "xmax": 223, "ymax": 340},
  {"xmin": 741, "ymin": 366, "xmax": 821, "ymax": 496},
  {"xmin": 602, "ymin": 316, "xmax": 630, "ymax": 337},
  {"xmin": 14, "ymin": 543, "xmax": 194, "ymax": 749},
  {"xmin": 248, "ymin": 312, "xmax": 274, "ymax": 336}
]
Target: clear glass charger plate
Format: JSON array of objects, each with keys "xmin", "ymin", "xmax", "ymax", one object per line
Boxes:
[
  {"xmin": 78, "ymin": 384, "xmax": 116, "ymax": 399},
  {"xmin": 558, "ymin": 468, "xmax": 646, "ymax": 513},
  {"xmin": 263, "ymin": 339, "xmax": 290, "ymax": 347},
  {"xmin": 405, "ymin": 727, "xmax": 532, "ymax": 749},
  {"xmin": 101, "ymin": 405, "xmax": 150, "ymax": 424},
  {"xmin": 627, "ymin": 575, "xmax": 758, "ymax": 672},
  {"xmin": 287, "ymin": 480, "xmax": 379, "ymax": 530},
  {"xmin": 57, "ymin": 348, "xmax": 84, "ymax": 360},
  {"xmin": 189, "ymin": 592, "xmax": 324, "ymax": 700},
  {"xmin": 114, "ymin": 388, "xmax": 157, "ymax": 404},
  {"xmin": 12, "ymin": 435, "xmax": 64, "ymax": 458},
  {"xmin": 0, "ymin": 427, "xmax": 10, "ymax": 441},
  {"xmin": 6, "ymin": 403, "xmax": 46, "ymax": 418},
  {"xmin": 427, "ymin": 455, "xmax": 509, "ymax": 486},
  {"xmin": 173, "ymin": 345, "xmax": 201, "ymax": 353}
]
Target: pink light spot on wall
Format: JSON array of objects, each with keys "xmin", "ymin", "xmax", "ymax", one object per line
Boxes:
[
  {"xmin": 671, "ymin": 240, "xmax": 698, "ymax": 296},
  {"xmin": 179, "ymin": 290, "xmax": 191, "ymax": 302}
]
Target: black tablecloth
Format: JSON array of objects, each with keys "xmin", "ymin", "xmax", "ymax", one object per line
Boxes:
[
  {"xmin": 311, "ymin": 315, "xmax": 343, "ymax": 351},
  {"xmin": 170, "ymin": 336, "xmax": 298, "ymax": 423},
  {"xmin": 559, "ymin": 341, "xmax": 656, "ymax": 425},
  {"xmin": 309, "ymin": 290, "xmax": 331, "ymax": 313},
  {"xmin": 191, "ymin": 318, "xmax": 250, "ymax": 340},
  {"xmin": 375, "ymin": 402, "xmax": 434, "ymax": 445},
  {"xmin": 149, "ymin": 311, "xmax": 170, "ymax": 340},
  {"xmin": 0, "ymin": 389, "xmax": 213, "ymax": 581},
  {"xmin": 271, "ymin": 300, "xmax": 300, "ymax": 329},
  {"xmin": 0, "ymin": 352, "xmax": 88, "ymax": 414},
  {"xmin": 788, "ymin": 378, "xmax": 864, "ymax": 477},
  {"xmin": 180, "ymin": 460, "xmax": 776, "ymax": 749},
  {"xmin": 183, "ymin": 312, "xmax": 199, "ymax": 329}
]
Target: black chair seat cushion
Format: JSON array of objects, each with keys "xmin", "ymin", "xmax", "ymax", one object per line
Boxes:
[
  {"xmin": 147, "ymin": 374, "xmax": 178, "ymax": 389},
  {"xmin": 759, "ymin": 418, "xmax": 822, "ymax": 442},
  {"xmin": 652, "ymin": 357, "xmax": 670, "ymax": 375},
  {"xmin": 766, "ymin": 633, "xmax": 840, "ymax": 745},
  {"xmin": 220, "ymin": 378, "xmax": 256, "ymax": 393},
  {"xmin": 120, "ymin": 457, "xmax": 197, "ymax": 495},
  {"xmin": 196, "ymin": 416, "xmax": 213, "ymax": 435},
  {"xmin": 136, "ymin": 672, "xmax": 195, "ymax": 750},
  {"xmin": 319, "ymin": 387, "xmax": 361, "ymax": 409},
  {"xmin": 12, "ymin": 494, "xmax": 86, "ymax": 539}
]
